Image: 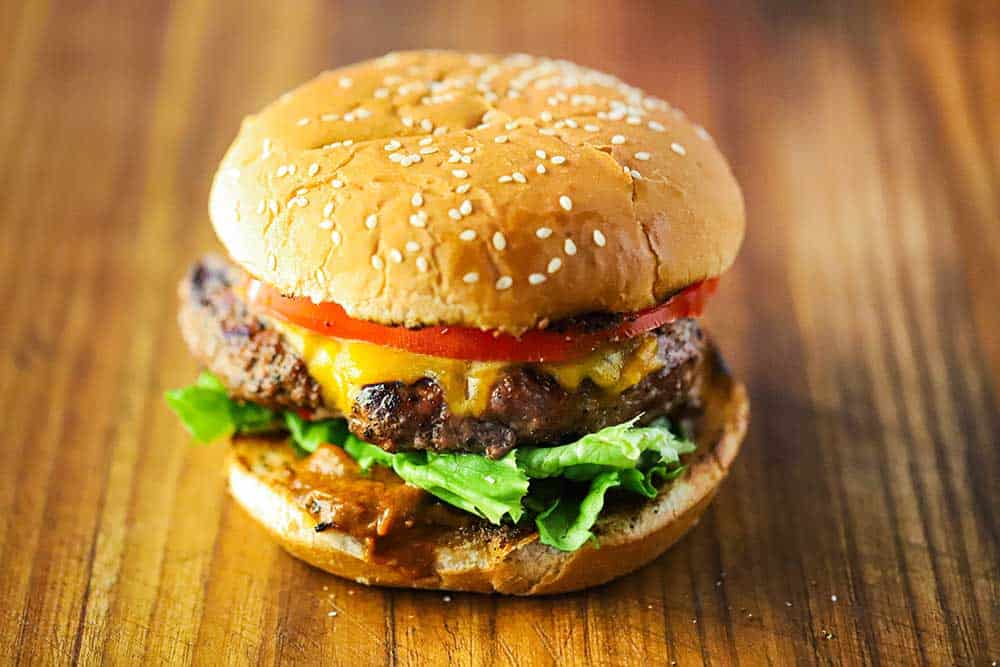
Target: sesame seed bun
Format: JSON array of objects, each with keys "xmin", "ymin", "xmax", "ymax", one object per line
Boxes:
[
  {"xmin": 210, "ymin": 51, "xmax": 745, "ymax": 334},
  {"xmin": 226, "ymin": 345, "xmax": 748, "ymax": 595}
]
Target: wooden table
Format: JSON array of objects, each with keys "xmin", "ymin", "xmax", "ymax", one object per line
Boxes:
[{"xmin": 1, "ymin": 1, "xmax": 997, "ymax": 664}]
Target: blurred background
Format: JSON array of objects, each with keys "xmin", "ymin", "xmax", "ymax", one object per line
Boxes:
[{"xmin": 1, "ymin": 1, "xmax": 997, "ymax": 664}]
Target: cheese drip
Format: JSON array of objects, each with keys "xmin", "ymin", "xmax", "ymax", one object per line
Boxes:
[{"xmin": 272, "ymin": 320, "xmax": 664, "ymax": 416}]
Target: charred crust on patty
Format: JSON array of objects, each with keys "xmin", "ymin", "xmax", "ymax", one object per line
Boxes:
[{"xmin": 178, "ymin": 254, "xmax": 325, "ymax": 411}]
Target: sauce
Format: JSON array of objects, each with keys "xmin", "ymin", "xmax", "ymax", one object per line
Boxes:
[{"xmin": 288, "ymin": 445, "xmax": 471, "ymax": 577}]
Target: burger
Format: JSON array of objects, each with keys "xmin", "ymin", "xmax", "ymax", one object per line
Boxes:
[{"xmin": 166, "ymin": 51, "xmax": 747, "ymax": 595}]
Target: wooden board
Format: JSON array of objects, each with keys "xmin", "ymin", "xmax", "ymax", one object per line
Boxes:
[{"xmin": 1, "ymin": 1, "xmax": 997, "ymax": 664}]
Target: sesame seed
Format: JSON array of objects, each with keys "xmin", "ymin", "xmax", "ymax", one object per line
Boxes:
[
  {"xmin": 384, "ymin": 139, "xmax": 402, "ymax": 151},
  {"xmin": 584, "ymin": 123, "xmax": 599, "ymax": 132},
  {"xmin": 452, "ymin": 169, "xmax": 469, "ymax": 179},
  {"xmin": 419, "ymin": 136, "xmax": 434, "ymax": 146},
  {"xmin": 371, "ymin": 255, "xmax": 384, "ymax": 270},
  {"xmin": 463, "ymin": 272, "xmax": 479, "ymax": 284},
  {"xmin": 291, "ymin": 196, "xmax": 308, "ymax": 207},
  {"xmin": 339, "ymin": 77, "xmax": 352, "ymax": 88},
  {"xmin": 389, "ymin": 152, "xmax": 404, "ymax": 163},
  {"xmin": 538, "ymin": 128, "xmax": 557, "ymax": 136},
  {"xmin": 512, "ymin": 171, "xmax": 527, "ymax": 184},
  {"xmin": 448, "ymin": 208, "xmax": 462, "ymax": 220},
  {"xmin": 419, "ymin": 146, "xmax": 438, "ymax": 155},
  {"xmin": 492, "ymin": 231, "xmax": 507, "ymax": 250},
  {"xmin": 564, "ymin": 238, "xmax": 577, "ymax": 255},
  {"xmin": 498, "ymin": 175, "xmax": 513, "ymax": 183},
  {"xmin": 634, "ymin": 151, "xmax": 651, "ymax": 161},
  {"xmin": 494, "ymin": 135, "xmax": 509, "ymax": 143},
  {"xmin": 296, "ymin": 187, "xmax": 308, "ymax": 196},
  {"xmin": 256, "ymin": 200, "xmax": 266, "ymax": 214},
  {"xmin": 459, "ymin": 199, "xmax": 473, "ymax": 216},
  {"xmin": 416, "ymin": 256, "xmax": 429, "ymax": 272},
  {"xmin": 670, "ymin": 142, "xmax": 687, "ymax": 155},
  {"xmin": 433, "ymin": 126, "xmax": 447, "ymax": 136},
  {"xmin": 268, "ymin": 200, "xmax": 279, "ymax": 214},
  {"xmin": 565, "ymin": 118, "xmax": 578, "ymax": 129},
  {"xmin": 401, "ymin": 116, "xmax": 414, "ymax": 127},
  {"xmin": 462, "ymin": 146, "xmax": 475, "ymax": 154},
  {"xmin": 308, "ymin": 163, "xmax": 320, "ymax": 176},
  {"xmin": 593, "ymin": 229, "xmax": 607, "ymax": 247},
  {"xmin": 319, "ymin": 219, "xmax": 333, "ymax": 229},
  {"xmin": 547, "ymin": 257, "xmax": 562, "ymax": 273},
  {"xmin": 540, "ymin": 110, "xmax": 553, "ymax": 122},
  {"xmin": 626, "ymin": 115, "xmax": 642, "ymax": 125},
  {"xmin": 535, "ymin": 149, "xmax": 547, "ymax": 159},
  {"xmin": 331, "ymin": 230, "xmax": 341, "ymax": 245},
  {"xmin": 831, "ymin": 595, "xmax": 838, "ymax": 602},
  {"xmin": 648, "ymin": 120, "xmax": 665, "ymax": 132},
  {"xmin": 611, "ymin": 134, "xmax": 626, "ymax": 145},
  {"xmin": 495, "ymin": 276, "xmax": 513, "ymax": 290},
  {"xmin": 550, "ymin": 155, "xmax": 566, "ymax": 165},
  {"xmin": 323, "ymin": 202, "xmax": 335, "ymax": 217},
  {"xmin": 342, "ymin": 140, "xmax": 353, "ymax": 147},
  {"xmin": 420, "ymin": 118, "xmax": 434, "ymax": 132},
  {"xmin": 409, "ymin": 211, "xmax": 427, "ymax": 228},
  {"xmin": 331, "ymin": 179, "xmax": 344, "ymax": 188},
  {"xmin": 536, "ymin": 227, "xmax": 552, "ymax": 239},
  {"xmin": 374, "ymin": 87, "xmax": 389, "ymax": 99},
  {"xmin": 459, "ymin": 229, "xmax": 477, "ymax": 241},
  {"xmin": 505, "ymin": 121, "xmax": 519, "ymax": 131},
  {"xmin": 276, "ymin": 165, "xmax": 289, "ymax": 177},
  {"xmin": 695, "ymin": 125, "xmax": 711, "ymax": 141},
  {"xmin": 559, "ymin": 195, "xmax": 573, "ymax": 211},
  {"xmin": 405, "ymin": 241, "xmax": 420, "ymax": 253},
  {"xmin": 536, "ymin": 163, "xmax": 547, "ymax": 174},
  {"xmin": 455, "ymin": 183, "xmax": 471, "ymax": 194},
  {"xmin": 321, "ymin": 113, "xmax": 340, "ymax": 122},
  {"xmin": 411, "ymin": 192, "xmax": 424, "ymax": 207},
  {"xmin": 630, "ymin": 169, "xmax": 642, "ymax": 179},
  {"xmin": 529, "ymin": 273, "xmax": 546, "ymax": 285},
  {"xmin": 297, "ymin": 117, "xmax": 311, "ymax": 126},
  {"xmin": 389, "ymin": 249, "xmax": 403, "ymax": 263},
  {"xmin": 365, "ymin": 214, "xmax": 378, "ymax": 230}
]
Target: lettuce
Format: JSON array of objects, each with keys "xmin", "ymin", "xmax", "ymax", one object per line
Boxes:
[
  {"xmin": 166, "ymin": 374, "xmax": 695, "ymax": 551},
  {"xmin": 165, "ymin": 372, "xmax": 280, "ymax": 442},
  {"xmin": 342, "ymin": 434, "xmax": 529, "ymax": 523},
  {"xmin": 284, "ymin": 412, "xmax": 349, "ymax": 454}
]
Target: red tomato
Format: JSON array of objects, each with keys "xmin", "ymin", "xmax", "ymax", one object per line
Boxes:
[{"xmin": 247, "ymin": 278, "xmax": 718, "ymax": 363}]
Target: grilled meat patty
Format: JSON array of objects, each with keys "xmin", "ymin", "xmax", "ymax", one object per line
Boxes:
[{"xmin": 179, "ymin": 255, "xmax": 708, "ymax": 457}]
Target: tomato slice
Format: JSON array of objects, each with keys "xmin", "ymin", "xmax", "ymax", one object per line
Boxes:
[{"xmin": 247, "ymin": 278, "xmax": 718, "ymax": 363}]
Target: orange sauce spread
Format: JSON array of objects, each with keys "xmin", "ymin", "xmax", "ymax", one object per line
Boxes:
[{"xmin": 289, "ymin": 445, "xmax": 470, "ymax": 576}]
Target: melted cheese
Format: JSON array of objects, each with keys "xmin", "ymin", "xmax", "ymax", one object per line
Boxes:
[{"xmin": 272, "ymin": 320, "xmax": 665, "ymax": 416}]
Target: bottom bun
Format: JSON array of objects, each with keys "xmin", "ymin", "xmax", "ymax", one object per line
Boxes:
[{"xmin": 227, "ymin": 346, "xmax": 748, "ymax": 595}]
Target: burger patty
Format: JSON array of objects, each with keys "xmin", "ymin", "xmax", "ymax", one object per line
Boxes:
[{"xmin": 179, "ymin": 255, "xmax": 708, "ymax": 457}]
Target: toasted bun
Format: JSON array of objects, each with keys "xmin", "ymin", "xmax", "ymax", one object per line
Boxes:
[
  {"xmin": 226, "ymin": 346, "xmax": 747, "ymax": 595},
  {"xmin": 210, "ymin": 51, "xmax": 745, "ymax": 334}
]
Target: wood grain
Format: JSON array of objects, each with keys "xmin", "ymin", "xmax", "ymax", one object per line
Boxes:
[{"xmin": 1, "ymin": 0, "xmax": 997, "ymax": 664}]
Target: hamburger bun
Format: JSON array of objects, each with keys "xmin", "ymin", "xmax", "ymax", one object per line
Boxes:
[
  {"xmin": 210, "ymin": 51, "xmax": 745, "ymax": 334},
  {"xmin": 226, "ymin": 345, "xmax": 747, "ymax": 595}
]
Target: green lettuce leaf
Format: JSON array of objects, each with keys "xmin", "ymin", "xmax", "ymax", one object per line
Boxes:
[
  {"xmin": 516, "ymin": 417, "xmax": 696, "ymax": 480},
  {"xmin": 535, "ymin": 471, "xmax": 622, "ymax": 551},
  {"xmin": 284, "ymin": 412, "xmax": 349, "ymax": 454},
  {"xmin": 342, "ymin": 434, "xmax": 528, "ymax": 523},
  {"xmin": 165, "ymin": 372, "xmax": 279, "ymax": 442}
]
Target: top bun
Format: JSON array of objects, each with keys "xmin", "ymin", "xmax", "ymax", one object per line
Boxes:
[{"xmin": 210, "ymin": 51, "xmax": 744, "ymax": 334}]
